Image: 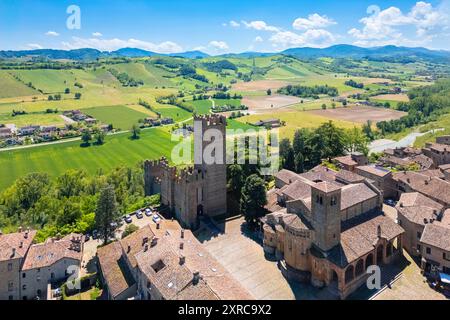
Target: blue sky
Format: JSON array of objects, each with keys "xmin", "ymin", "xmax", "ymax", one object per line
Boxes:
[{"xmin": 0, "ymin": 0, "xmax": 449, "ymax": 54}]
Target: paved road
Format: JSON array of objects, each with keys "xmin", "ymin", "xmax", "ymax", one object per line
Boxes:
[{"xmin": 369, "ymin": 128, "xmax": 444, "ymax": 154}]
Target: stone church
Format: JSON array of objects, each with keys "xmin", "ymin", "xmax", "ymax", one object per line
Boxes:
[
  {"xmin": 263, "ymin": 168, "xmax": 405, "ymax": 299},
  {"xmin": 144, "ymin": 115, "xmax": 227, "ymax": 229}
]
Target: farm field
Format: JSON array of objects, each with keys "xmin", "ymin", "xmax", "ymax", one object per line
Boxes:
[
  {"xmin": 83, "ymin": 105, "xmax": 150, "ymax": 130},
  {"xmin": 0, "ymin": 71, "xmax": 39, "ymax": 98},
  {"xmin": 0, "ymin": 112, "xmax": 66, "ymax": 127},
  {"xmin": 242, "ymin": 95, "xmax": 302, "ymax": 113},
  {"xmin": 237, "ymin": 111, "xmax": 358, "ymax": 139},
  {"xmin": 372, "ymin": 94, "xmax": 410, "ymax": 102},
  {"xmin": 0, "ymin": 127, "xmax": 177, "ymax": 191},
  {"xmin": 308, "ymin": 106, "xmax": 406, "ymax": 124}
]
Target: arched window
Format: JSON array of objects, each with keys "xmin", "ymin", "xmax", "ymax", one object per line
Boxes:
[
  {"xmin": 365, "ymin": 254, "xmax": 374, "ymax": 269},
  {"xmin": 355, "ymin": 259, "xmax": 364, "ymax": 276},
  {"xmin": 345, "ymin": 265, "xmax": 354, "ymax": 284}
]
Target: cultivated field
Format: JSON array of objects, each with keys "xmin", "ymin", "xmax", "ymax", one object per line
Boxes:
[
  {"xmin": 232, "ymin": 80, "xmax": 291, "ymax": 92},
  {"xmin": 83, "ymin": 105, "xmax": 150, "ymax": 130},
  {"xmin": 372, "ymin": 94, "xmax": 410, "ymax": 102},
  {"xmin": 308, "ymin": 106, "xmax": 406, "ymax": 123},
  {"xmin": 242, "ymin": 95, "xmax": 302, "ymax": 113}
]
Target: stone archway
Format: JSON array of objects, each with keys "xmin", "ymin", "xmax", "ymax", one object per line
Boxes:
[
  {"xmin": 197, "ymin": 204, "xmax": 204, "ymax": 216},
  {"xmin": 377, "ymin": 245, "xmax": 384, "ymax": 265},
  {"xmin": 355, "ymin": 259, "xmax": 364, "ymax": 277},
  {"xmin": 366, "ymin": 254, "xmax": 374, "ymax": 270},
  {"xmin": 345, "ymin": 265, "xmax": 354, "ymax": 284}
]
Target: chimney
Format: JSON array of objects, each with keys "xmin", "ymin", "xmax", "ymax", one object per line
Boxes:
[
  {"xmin": 425, "ymin": 180, "xmax": 429, "ymax": 185},
  {"xmin": 180, "ymin": 242, "xmax": 184, "ymax": 250},
  {"xmin": 127, "ymin": 245, "xmax": 131, "ymax": 253},
  {"xmin": 179, "ymin": 255, "xmax": 186, "ymax": 265},
  {"xmin": 156, "ymin": 223, "xmax": 160, "ymax": 230},
  {"xmin": 424, "ymin": 218, "xmax": 429, "ymax": 224},
  {"xmin": 377, "ymin": 225, "xmax": 382, "ymax": 238},
  {"xmin": 193, "ymin": 271, "xmax": 200, "ymax": 285},
  {"xmin": 19, "ymin": 241, "xmax": 23, "ymax": 249},
  {"xmin": 11, "ymin": 248, "xmax": 16, "ymax": 258},
  {"xmin": 24, "ymin": 231, "xmax": 29, "ymax": 239},
  {"xmin": 19, "ymin": 226, "xmax": 23, "ymax": 233},
  {"xmin": 181, "ymin": 229, "xmax": 185, "ymax": 239},
  {"xmin": 144, "ymin": 244, "xmax": 149, "ymax": 252},
  {"xmin": 151, "ymin": 237, "xmax": 158, "ymax": 247}
]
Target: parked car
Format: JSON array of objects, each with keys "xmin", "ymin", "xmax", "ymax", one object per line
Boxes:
[
  {"xmin": 152, "ymin": 214, "xmax": 161, "ymax": 224},
  {"xmin": 136, "ymin": 210, "xmax": 144, "ymax": 219},
  {"xmin": 385, "ymin": 199, "xmax": 396, "ymax": 206},
  {"xmin": 124, "ymin": 215, "xmax": 132, "ymax": 224},
  {"xmin": 110, "ymin": 221, "xmax": 118, "ymax": 229},
  {"xmin": 92, "ymin": 230, "xmax": 98, "ymax": 240},
  {"xmin": 145, "ymin": 208, "xmax": 152, "ymax": 217}
]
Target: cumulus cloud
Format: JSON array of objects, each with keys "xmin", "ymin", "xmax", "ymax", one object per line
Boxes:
[
  {"xmin": 348, "ymin": 1, "xmax": 449, "ymax": 46},
  {"xmin": 208, "ymin": 40, "xmax": 229, "ymax": 50},
  {"xmin": 270, "ymin": 29, "xmax": 335, "ymax": 48},
  {"xmin": 45, "ymin": 31, "xmax": 60, "ymax": 37},
  {"xmin": 92, "ymin": 32, "xmax": 103, "ymax": 37},
  {"xmin": 293, "ymin": 14, "xmax": 336, "ymax": 30},
  {"xmin": 27, "ymin": 43, "xmax": 43, "ymax": 50},
  {"xmin": 242, "ymin": 20, "xmax": 280, "ymax": 32},
  {"xmin": 254, "ymin": 36, "xmax": 264, "ymax": 43},
  {"xmin": 61, "ymin": 37, "xmax": 183, "ymax": 53}
]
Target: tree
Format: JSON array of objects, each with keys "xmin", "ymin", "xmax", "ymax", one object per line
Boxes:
[
  {"xmin": 240, "ymin": 174, "xmax": 267, "ymax": 228},
  {"xmin": 75, "ymin": 92, "xmax": 82, "ymax": 100},
  {"xmin": 321, "ymin": 103, "xmax": 327, "ymax": 110},
  {"xmin": 95, "ymin": 185, "xmax": 119, "ymax": 244},
  {"xmin": 227, "ymin": 164, "xmax": 244, "ymax": 198},
  {"xmin": 293, "ymin": 129, "xmax": 310, "ymax": 155},
  {"xmin": 65, "ymin": 88, "xmax": 71, "ymax": 94},
  {"xmin": 122, "ymin": 224, "xmax": 139, "ymax": 239},
  {"xmin": 81, "ymin": 131, "xmax": 92, "ymax": 146},
  {"xmin": 362, "ymin": 120, "xmax": 375, "ymax": 141},
  {"xmin": 345, "ymin": 127, "xmax": 369, "ymax": 156},
  {"xmin": 279, "ymin": 138, "xmax": 295, "ymax": 171},
  {"xmin": 94, "ymin": 131, "xmax": 106, "ymax": 145},
  {"xmin": 14, "ymin": 173, "xmax": 51, "ymax": 212},
  {"xmin": 267, "ymin": 89, "xmax": 272, "ymax": 96},
  {"xmin": 56, "ymin": 170, "xmax": 86, "ymax": 198},
  {"xmin": 131, "ymin": 124, "xmax": 141, "ymax": 140},
  {"xmin": 294, "ymin": 152, "xmax": 305, "ymax": 173}
]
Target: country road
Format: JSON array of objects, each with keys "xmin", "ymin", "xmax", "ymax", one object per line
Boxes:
[{"xmin": 369, "ymin": 128, "xmax": 444, "ymax": 154}]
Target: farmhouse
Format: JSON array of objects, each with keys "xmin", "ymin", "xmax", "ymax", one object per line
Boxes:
[
  {"xmin": 18, "ymin": 125, "xmax": 40, "ymax": 136},
  {"xmin": 252, "ymin": 118, "xmax": 281, "ymax": 128},
  {"xmin": 0, "ymin": 127, "xmax": 12, "ymax": 140}
]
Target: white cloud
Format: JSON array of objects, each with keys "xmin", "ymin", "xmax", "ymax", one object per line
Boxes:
[
  {"xmin": 348, "ymin": 2, "xmax": 449, "ymax": 46},
  {"xmin": 270, "ymin": 29, "xmax": 335, "ymax": 48},
  {"xmin": 27, "ymin": 43, "xmax": 43, "ymax": 50},
  {"xmin": 61, "ymin": 37, "xmax": 183, "ymax": 53},
  {"xmin": 229, "ymin": 20, "xmax": 241, "ymax": 28},
  {"xmin": 45, "ymin": 31, "xmax": 60, "ymax": 37},
  {"xmin": 254, "ymin": 36, "xmax": 264, "ymax": 42},
  {"xmin": 242, "ymin": 20, "xmax": 280, "ymax": 32},
  {"xmin": 208, "ymin": 40, "xmax": 229, "ymax": 50},
  {"xmin": 293, "ymin": 13, "xmax": 336, "ymax": 30},
  {"xmin": 92, "ymin": 32, "xmax": 103, "ymax": 37}
]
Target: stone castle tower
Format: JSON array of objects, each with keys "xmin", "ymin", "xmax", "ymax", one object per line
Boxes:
[
  {"xmin": 311, "ymin": 182, "xmax": 342, "ymax": 252},
  {"xmin": 144, "ymin": 114, "xmax": 227, "ymax": 229}
]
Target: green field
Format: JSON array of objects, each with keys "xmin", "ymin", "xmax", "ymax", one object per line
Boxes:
[
  {"xmin": 0, "ymin": 127, "xmax": 177, "ymax": 191},
  {"xmin": 0, "ymin": 112, "xmax": 66, "ymax": 127},
  {"xmin": 0, "ymin": 71, "xmax": 39, "ymax": 98},
  {"xmin": 185, "ymin": 98, "xmax": 242, "ymax": 115},
  {"xmin": 84, "ymin": 105, "xmax": 149, "ymax": 130}
]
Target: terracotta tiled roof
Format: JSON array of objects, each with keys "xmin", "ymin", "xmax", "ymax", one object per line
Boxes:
[
  {"xmin": 300, "ymin": 165, "xmax": 341, "ymax": 184},
  {"xmin": 428, "ymin": 143, "xmax": 450, "ymax": 153},
  {"xmin": 398, "ymin": 206, "xmax": 439, "ymax": 226},
  {"xmin": 394, "ymin": 172, "xmax": 450, "ymax": 205},
  {"xmin": 419, "ymin": 169, "xmax": 445, "ymax": 179},
  {"xmin": 119, "ymin": 225, "xmax": 155, "ymax": 269},
  {"xmin": 421, "ymin": 223, "xmax": 450, "ymax": 251},
  {"xmin": 334, "ymin": 155, "xmax": 357, "ymax": 167},
  {"xmin": 281, "ymin": 179, "xmax": 312, "ymax": 200},
  {"xmin": 336, "ymin": 170, "xmax": 366, "ymax": 184},
  {"xmin": 439, "ymin": 164, "xmax": 450, "ymax": 171},
  {"xmin": 97, "ymin": 241, "xmax": 135, "ymax": 299},
  {"xmin": 356, "ymin": 166, "xmax": 391, "ymax": 178},
  {"xmin": 380, "ymin": 155, "xmax": 413, "ymax": 166},
  {"xmin": 135, "ymin": 227, "xmax": 254, "ymax": 300},
  {"xmin": 0, "ymin": 230, "xmax": 36, "ymax": 262},
  {"xmin": 22, "ymin": 234, "xmax": 83, "ymax": 270},
  {"xmin": 328, "ymin": 212, "xmax": 404, "ymax": 267},
  {"xmin": 275, "ymin": 170, "xmax": 301, "ymax": 185},
  {"xmin": 397, "ymin": 192, "xmax": 444, "ymax": 212},
  {"xmin": 439, "ymin": 210, "xmax": 450, "ymax": 228},
  {"xmin": 314, "ymin": 181, "xmax": 341, "ymax": 193},
  {"xmin": 340, "ymin": 183, "xmax": 378, "ymax": 211},
  {"xmin": 410, "ymin": 155, "xmax": 434, "ymax": 170}
]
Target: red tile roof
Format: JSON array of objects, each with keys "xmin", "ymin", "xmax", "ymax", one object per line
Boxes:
[{"xmin": 0, "ymin": 230, "xmax": 36, "ymax": 262}]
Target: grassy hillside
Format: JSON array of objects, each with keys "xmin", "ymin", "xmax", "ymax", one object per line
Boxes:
[
  {"xmin": 83, "ymin": 105, "xmax": 149, "ymax": 130},
  {"xmin": 0, "ymin": 71, "xmax": 39, "ymax": 98}
]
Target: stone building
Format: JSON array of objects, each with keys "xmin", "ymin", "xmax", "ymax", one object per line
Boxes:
[
  {"xmin": 396, "ymin": 193, "xmax": 444, "ymax": 257},
  {"xmin": 144, "ymin": 115, "xmax": 227, "ymax": 229},
  {"xmin": 97, "ymin": 220, "xmax": 253, "ymax": 300},
  {"xmin": 0, "ymin": 229, "xmax": 36, "ymax": 300},
  {"xmin": 419, "ymin": 223, "xmax": 450, "ymax": 275},
  {"xmin": 263, "ymin": 170, "xmax": 404, "ymax": 299},
  {"xmin": 423, "ymin": 142, "xmax": 450, "ymax": 167},
  {"xmin": 20, "ymin": 234, "xmax": 84, "ymax": 300},
  {"xmin": 354, "ymin": 166, "xmax": 396, "ymax": 199},
  {"xmin": 333, "ymin": 152, "xmax": 368, "ymax": 172},
  {"xmin": 436, "ymin": 136, "xmax": 450, "ymax": 146}
]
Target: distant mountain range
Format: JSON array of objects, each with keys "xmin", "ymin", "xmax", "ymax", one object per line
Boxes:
[{"xmin": 0, "ymin": 45, "xmax": 448, "ymax": 62}]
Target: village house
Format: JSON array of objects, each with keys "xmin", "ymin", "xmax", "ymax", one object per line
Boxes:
[
  {"xmin": 355, "ymin": 165, "xmax": 397, "ymax": 199},
  {"xmin": 436, "ymin": 136, "xmax": 450, "ymax": 146},
  {"xmin": 392, "ymin": 171, "xmax": 450, "ymax": 208},
  {"xmin": 97, "ymin": 221, "xmax": 253, "ymax": 300},
  {"xmin": 0, "ymin": 127, "xmax": 13, "ymax": 140},
  {"xmin": 333, "ymin": 152, "xmax": 369, "ymax": 172},
  {"xmin": 18, "ymin": 125, "xmax": 40, "ymax": 136},
  {"xmin": 20, "ymin": 234, "xmax": 84, "ymax": 300},
  {"xmin": 422, "ymin": 142, "xmax": 450, "ymax": 167},
  {"xmin": 419, "ymin": 222, "xmax": 450, "ymax": 276},
  {"xmin": 396, "ymin": 192, "xmax": 444, "ymax": 257},
  {"xmin": 0, "ymin": 229, "xmax": 36, "ymax": 300}
]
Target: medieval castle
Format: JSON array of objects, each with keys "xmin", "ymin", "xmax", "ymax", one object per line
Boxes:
[{"xmin": 144, "ymin": 114, "xmax": 227, "ymax": 229}]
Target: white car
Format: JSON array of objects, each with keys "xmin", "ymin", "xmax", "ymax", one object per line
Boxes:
[
  {"xmin": 145, "ymin": 208, "xmax": 152, "ymax": 217},
  {"xmin": 152, "ymin": 214, "xmax": 161, "ymax": 224}
]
